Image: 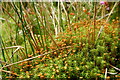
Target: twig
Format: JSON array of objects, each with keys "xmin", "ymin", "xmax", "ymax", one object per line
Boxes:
[
  {"xmin": 0, "ymin": 60, "xmax": 7, "ymax": 64},
  {"xmin": 96, "ymin": 25, "xmax": 104, "ymax": 41},
  {"xmin": 0, "ymin": 69, "xmax": 18, "ymax": 76},
  {"xmin": 0, "ymin": 17, "xmax": 5, "ymax": 20},
  {"xmin": 0, "ymin": 46, "xmax": 24, "ymax": 50},
  {"xmin": 97, "ymin": 11, "xmax": 116, "ymax": 21},
  {"xmin": 104, "ymin": 68, "xmax": 107, "ymax": 80},
  {"xmin": 0, "ymin": 46, "xmax": 71, "ymax": 70},
  {"xmin": 96, "ymin": 2, "xmax": 118, "ymax": 40},
  {"xmin": 93, "ymin": 1, "xmax": 96, "ymax": 44},
  {"xmin": 110, "ymin": 64, "xmax": 120, "ymax": 71},
  {"xmin": 0, "ymin": 46, "xmax": 24, "ymax": 59},
  {"xmin": 107, "ymin": 72, "xmax": 118, "ymax": 75},
  {"xmin": 10, "ymin": 47, "xmax": 23, "ymax": 59},
  {"xmin": 106, "ymin": 2, "xmax": 118, "ymax": 22}
]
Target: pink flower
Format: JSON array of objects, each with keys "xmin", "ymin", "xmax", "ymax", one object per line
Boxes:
[
  {"xmin": 100, "ymin": 1, "xmax": 105, "ymax": 5},
  {"xmin": 106, "ymin": 7, "xmax": 110, "ymax": 10}
]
